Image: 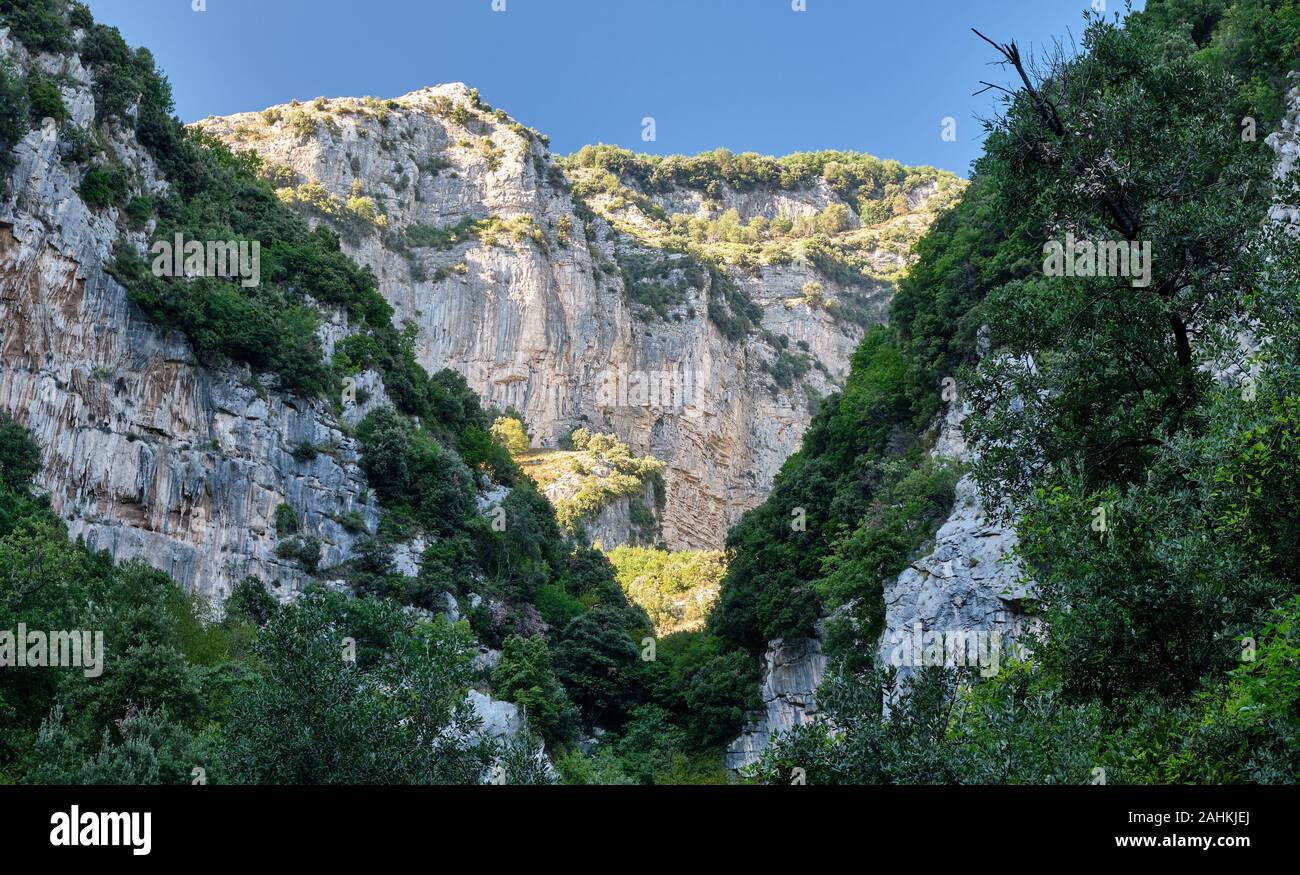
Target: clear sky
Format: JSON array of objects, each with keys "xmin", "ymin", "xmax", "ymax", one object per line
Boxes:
[{"xmin": 83, "ymin": 0, "xmax": 1145, "ymax": 177}]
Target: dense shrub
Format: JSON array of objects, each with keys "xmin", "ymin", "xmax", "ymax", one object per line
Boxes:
[
  {"xmin": 0, "ymin": 0, "xmax": 74, "ymax": 53},
  {"xmin": 0, "ymin": 412, "xmax": 41, "ymax": 492},
  {"xmin": 25, "ymin": 73, "xmax": 65, "ymax": 122},
  {"xmin": 492, "ymin": 635, "xmax": 581, "ymax": 746},
  {"xmin": 553, "ymin": 606, "xmax": 644, "ymax": 729},
  {"xmin": 356, "ymin": 407, "xmax": 476, "ymax": 536}
]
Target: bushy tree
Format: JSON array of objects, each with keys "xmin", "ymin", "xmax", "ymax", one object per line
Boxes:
[
  {"xmin": 682, "ymin": 649, "xmax": 761, "ymax": 748},
  {"xmin": 613, "ymin": 705, "xmax": 686, "ymax": 784},
  {"xmin": 357, "ymin": 406, "xmax": 476, "ymax": 536},
  {"xmin": 223, "ymin": 577, "xmax": 278, "ymax": 628},
  {"xmin": 0, "ymin": 412, "xmax": 41, "ymax": 493},
  {"xmin": 490, "ymin": 416, "xmax": 531, "ymax": 455},
  {"xmin": 492, "ymin": 635, "xmax": 580, "ymax": 747},
  {"xmin": 220, "ymin": 589, "xmax": 493, "ymax": 784},
  {"xmin": 0, "ymin": 60, "xmax": 29, "ymax": 186},
  {"xmin": 553, "ymin": 607, "xmax": 643, "ymax": 728}
]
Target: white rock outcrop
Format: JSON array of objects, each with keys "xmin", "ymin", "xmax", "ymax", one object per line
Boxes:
[
  {"xmin": 1266, "ymin": 72, "xmax": 1300, "ymax": 228},
  {"xmin": 725, "ymin": 632, "xmax": 827, "ymax": 773}
]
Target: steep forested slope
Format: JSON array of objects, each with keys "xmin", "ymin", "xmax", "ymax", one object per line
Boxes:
[{"xmin": 718, "ymin": 0, "xmax": 1300, "ymax": 783}]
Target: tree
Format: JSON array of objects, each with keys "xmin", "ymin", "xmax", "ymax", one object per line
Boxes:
[
  {"xmin": 224, "ymin": 577, "xmax": 278, "ymax": 628},
  {"xmin": 682, "ymin": 650, "xmax": 761, "ymax": 748},
  {"xmin": 356, "ymin": 406, "xmax": 476, "ymax": 536},
  {"xmin": 0, "ymin": 412, "xmax": 41, "ymax": 492},
  {"xmin": 220, "ymin": 590, "xmax": 493, "ymax": 784},
  {"xmin": 613, "ymin": 705, "xmax": 685, "ymax": 784},
  {"xmin": 814, "ymin": 203, "xmax": 851, "ymax": 235},
  {"xmin": 492, "ymin": 635, "xmax": 580, "ymax": 746},
  {"xmin": 490, "ymin": 416, "xmax": 531, "ymax": 455},
  {"xmin": 553, "ymin": 607, "xmax": 643, "ymax": 728},
  {"xmin": 966, "ymin": 16, "xmax": 1272, "ymax": 496},
  {"xmin": 0, "ymin": 59, "xmax": 30, "ymax": 186}
]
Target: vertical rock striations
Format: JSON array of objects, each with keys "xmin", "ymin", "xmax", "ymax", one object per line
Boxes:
[
  {"xmin": 1, "ymin": 30, "xmax": 377, "ymax": 601},
  {"xmin": 197, "ymin": 88, "xmax": 960, "ymax": 549}
]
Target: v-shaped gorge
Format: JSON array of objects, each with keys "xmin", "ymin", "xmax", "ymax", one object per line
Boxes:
[{"xmin": 195, "ymin": 85, "xmax": 963, "ymax": 551}]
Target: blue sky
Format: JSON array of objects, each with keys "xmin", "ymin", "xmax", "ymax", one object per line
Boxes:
[{"xmin": 84, "ymin": 0, "xmax": 1145, "ymax": 176}]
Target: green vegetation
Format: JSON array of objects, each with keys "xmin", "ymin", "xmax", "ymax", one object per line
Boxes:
[
  {"xmin": 490, "ymin": 415, "xmax": 530, "ymax": 454},
  {"xmin": 561, "ymin": 143, "xmax": 958, "ymax": 337},
  {"xmin": 403, "ymin": 214, "xmax": 543, "ymax": 252},
  {"xmin": 0, "ymin": 0, "xmax": 77, "ymax": 54},
  {"xmin": 77, "ymin": 163, "xmax": 127, "ymax": 209},
  {"xmin": 356, "ymin": 407, "xmax": 476, "ymax": 536},
  {"xmin": 0, "ymin": 60, "xmax": 28, "ymax": 185},
  {"xmin": 0, "ymin": 414, "xmax": 527, "ymax": 785},
  {"xmin": 607, "ymin": 546, "xmax": 725, "ymax": 635},
  {"xmin": 491, "ymin": 634, "xmax": 581, "ymax": 747},
  {"xmin": 25, "ymin": 72, "xmax": 66, "ymax": 122},
  {"xmin": 0, "ymin": 412, "xmax": 40, "ymax": 492},
  {"xmin": 11, "ymin": 0, "xmax": 1298, "ymax": 787},
  {"xmin": 615, "ymin": 249, "xmax": 693, "ymax": 319},
  {"xmin": 274, "ymin": 181, "xmax": 389, "ymax": 234},
  {"xmin": 0, "ymin": 348, "xmax": 740, "ymax": 785},
  {"xmin": 566, "ymin": 145, "xmax": 954, "ymax": 213},
  {"xmin": 710, "ymin": 324, "xmax": 949, "ymax": 654},
  {"xmin": 726, "ymin": 0, "xmax": 1300, "ymax": 784},
  {"xmin": 515, "ymin": 429, "xmax": 665, "ymax": 539},
  {"xmin": 405, "ymin": 215, "xmax": 491, "ymax": 249}
]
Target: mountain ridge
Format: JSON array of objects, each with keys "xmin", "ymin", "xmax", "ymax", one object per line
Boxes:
[{"xmin": 193, "ymin": 84, "xmax": 962, "ymax": 550}]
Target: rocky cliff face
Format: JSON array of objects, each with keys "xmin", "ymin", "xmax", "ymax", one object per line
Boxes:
[
  {"xmin": 1267, "ymin": 72, "xmax": 1300, "ymax": 229},
  {"xmin": 197, "ymin": 86, "xmax": 958, "ymax": 549},
  {"xmin": 878, "ymin": 399, "xmax": 1033, "ymax": 687},
  {"xmin": 0, "ymin": 28, "xmax": 378, "ymax": 601},
  {"xmin": 723, "ymin": 396, "xmax": 1033, "ymax": 774},
  {"xmin": 1, "ymin": 20, "xmax": 955, "ymax": 606},
  {"xmin": 725, "ymin": 629, "xmax": 826, "ymax": 773}
]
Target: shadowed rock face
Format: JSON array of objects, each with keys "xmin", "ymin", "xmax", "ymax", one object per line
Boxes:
[
  {"xmin": 197, "ymin": 85, "xmax": 954, "ymax": 549},
  {"xmin": 0, "ymin": 33, "xmax": 377, "ymax": 602},
  {"xmin": 721, "ymin": 391, "xmax": 1033, "ymax": 774},
  {"xmin": 725, "ymin": 632, "xmax": 827, "ymax": 773}
]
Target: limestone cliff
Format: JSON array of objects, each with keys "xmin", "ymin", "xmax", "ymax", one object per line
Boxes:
[
  {"xmin": 197, "ymin": 87, "xmax": 960, "ymax": 549},
  {"xmin": 723, "ymin": 396, "xmax": 1032, "ymax": 774},
  {"xmin": 0, "ymin": 30, "xmax": 956, "ymax": 602},
  {"xmin": 0, "ymin": 27, "xmax": 378, "ymax": 601},
  {"xmin": 725, "ymin": 630, "xmax": 827, "ymax": 773},
  {"xmin": 877, "ymin": 397, "xmax": 1033, "ymax": 687}
]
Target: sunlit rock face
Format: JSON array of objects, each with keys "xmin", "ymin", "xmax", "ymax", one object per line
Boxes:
[
  {"xmin": 1, "ymin": 13, "xmax": 952, "ymax": 604},
  {"xmin": 197, "ymin": 85, "xmax": 955, "ymax": 549}
]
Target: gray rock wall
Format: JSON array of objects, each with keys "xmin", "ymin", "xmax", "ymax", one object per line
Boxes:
[
  {"xmin": 198, "ymin": 85, "xmax": 946, "ymax": 549},
  {"xmin": 725, "ymin": 632, "xmax": 827, "ymax": 773},
  {"xmin": 0, "ymin": 30, "xmax": 377, "ymax": 602}
]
